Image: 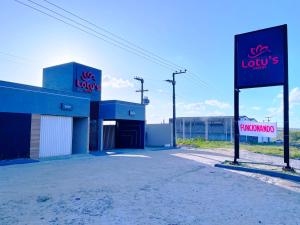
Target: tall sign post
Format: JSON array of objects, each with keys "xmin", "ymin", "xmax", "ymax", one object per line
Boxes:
[{"xmin": 234, "ymin": 24, "xmax": 292, "ymax": 170}]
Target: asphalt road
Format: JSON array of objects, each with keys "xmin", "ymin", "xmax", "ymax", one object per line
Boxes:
[{"xmin": 1, "ymin": 148, "xmax": 300, "ymax": 225}]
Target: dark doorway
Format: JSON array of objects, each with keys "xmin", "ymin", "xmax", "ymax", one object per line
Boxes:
[
  {"xmin": 103, "ymin": 124, "xmax": 116, "ymax": 150},
  {"xmin": 115, "ymin": 120, "xmax": 145, "ymax": 149},
  {"xmin": 89, "ymin": 119, "xmax": 99, "ymax": 151},
  {"xmin": 0, "ymin": 112, "xmax": 31, "ymax": 160}
]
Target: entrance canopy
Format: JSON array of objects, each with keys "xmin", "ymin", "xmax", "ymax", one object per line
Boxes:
[
  {"xmin": 89, "ymin": 100, "xmax": 145, "ymax": 150},
  {"xmin": 100, "ymin": 101, "xmax": 145, "ymax": 149},
  {"xmin": 99, "ymin": 100, "xmax": 145, "ymax": 121}
]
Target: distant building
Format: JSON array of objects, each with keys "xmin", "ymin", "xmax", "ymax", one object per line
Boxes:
[{"xmin": 170, "ymin": 116, "xmax": 259, "ymax": 143}]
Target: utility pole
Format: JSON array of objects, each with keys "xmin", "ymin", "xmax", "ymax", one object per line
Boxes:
[
  {"xmin": 265, "ymin": 116, "xmax": 272, "ymax": 143},
  {"xmin": 134, "ymin": 76, "xmax": 148, "ymax": 104},
  {"xmin": 165, "ymin": 69, "xmax": 187, "ymax": 148},
  {"xmin": 265, "ymin": 116, "xmax": 271, "ymax": 122}
]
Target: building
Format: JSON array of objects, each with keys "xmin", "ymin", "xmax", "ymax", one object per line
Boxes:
[
  {"xmin": 171, "ymin": 116, "xmax": 259, "ymax": 143},
  {"xmin": 145, "ymin": 123, "xmax": 172, "ymax": 147},
  {"xmin": 0, "ymin": 62, "xmax": 145, "ymax": 160}
]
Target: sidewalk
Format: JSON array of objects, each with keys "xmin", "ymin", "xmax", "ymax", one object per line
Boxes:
[
  {"xmin": 180, "ymin": 145, "xmax": 300, "ymax": 170},
  {"xmin": 175, "ymin": 146, "xmax": 300, "ymax": 192}
]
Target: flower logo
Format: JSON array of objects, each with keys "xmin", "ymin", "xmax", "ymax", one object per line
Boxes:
[
  {"xmin": 81, "ymin": 72, "xmax": 96, "ymax": 82},
  {"xmin": 248, "ymin": 45, "xmax": 271, "ymax": 58},
  {"xmin": 76, "ymin": 71, "xmax": 100, "ymax": 93}
]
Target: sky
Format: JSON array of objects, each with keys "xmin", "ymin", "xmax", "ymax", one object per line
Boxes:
[{"xmin": 1, "ymin": 0, "xmax": 300, "ymax": 127}]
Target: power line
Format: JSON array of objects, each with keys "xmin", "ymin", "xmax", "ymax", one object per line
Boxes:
[
  {"xmin": 0, "ymin": 49, "xmax": 225, "ymax": 105},
  {"xmin": 15, "ymin": 0, "xmax": 215, "ymax": 90},
  {"xmin": 128, "ymin": 73, "xmax": 219, "ymax": 103},
  {"xmin": 140, "ymin": 71, "xmax": 215, "ymax": 97},
  {"xmin": 0, "ymin": 49, "xmax": 193, "ymax": 101},
  {"xmin": 27, "ymin": 0, "xmax": 188, "ymax": 71},
  {"xmin": 42, "ymin": 0, "xmax": 189, "ymax": 71},
  {"xmin": 14, "ymin": 0, "xmax": 180, "ymax": 72},
  {"xmin": 0, "ymin": 51, "xmax": 39, "ymax": 63},
  {"xmin": 14, "ymin": 0, "xmax": 224, "ymax": 97}
]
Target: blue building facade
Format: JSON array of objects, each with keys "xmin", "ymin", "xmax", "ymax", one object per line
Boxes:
[
  {"xmin": 99, "ymin": 100, "xmax": 145, "ymax": 149},
  {"xmin": 0, "ymin": 62, "xmax": 145, "ymax": 160}
]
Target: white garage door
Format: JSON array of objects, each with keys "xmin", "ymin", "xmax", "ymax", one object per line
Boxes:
[{"xmin": 39, "ymin": 115, "xmax": 73, "ymax": 158}]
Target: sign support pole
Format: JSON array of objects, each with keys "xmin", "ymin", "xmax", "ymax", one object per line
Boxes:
[
  {"xmin": 233, "ymin": 35, "xmax": 240, "ymax": 164},
  {"xmin": 283, "ymin": 26, "xmax": 292, "ymax": 170},
  {"xmin": 283, "ymin": 82, "xmax": 290, "ymax": 169},
  {"xmin": 234, "ymin": 88, "xmax": 240, "ymax": 164}
]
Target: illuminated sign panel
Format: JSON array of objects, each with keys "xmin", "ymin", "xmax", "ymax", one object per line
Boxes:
[
  {"xmin": 74, "ymin": 64, "xmax": 101, "ymax": 101},
  {"xmin": 235, "ymin": 25, "xmax": 287, "ymax": 89},
  {"xmin": 76, "ymin": 71, "xmax": 101, "ymax": 93}
]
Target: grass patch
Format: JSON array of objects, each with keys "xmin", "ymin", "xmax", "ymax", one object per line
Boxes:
[
  {"xmin": 177, "ymin": 138, "xmax": 300, "ymax": 159},
  {"xmin": 178, "ymin": 138, "xmax": 233, "ymax": 149}
]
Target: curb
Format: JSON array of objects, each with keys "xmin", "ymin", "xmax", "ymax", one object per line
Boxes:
[
  {"xmin": 215, "ymin": 163, "xmax": 300, "ymax": 183},
  {"xmin": 0, "ymin": 159, "xmax": 39, "ymax": 167}
]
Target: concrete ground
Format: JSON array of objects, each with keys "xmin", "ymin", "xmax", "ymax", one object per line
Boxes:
[
  {"xmin": 176, "ymin": 146, "xmax": 300, "ymax": 191},
  {"xmin": 180, "ymin": 146, "xmax": 300, "ymax": 169},
  {"xmin": 1, "ymin": 148, "xmax": 300, "ymax": 225}
]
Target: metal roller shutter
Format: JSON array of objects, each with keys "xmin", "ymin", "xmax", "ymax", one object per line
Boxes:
[{"xmin": 39, "ymin": 115, "xmax": 73, "ymax": 158}]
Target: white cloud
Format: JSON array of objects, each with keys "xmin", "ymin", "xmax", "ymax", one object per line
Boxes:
[
  {"xmin": 102, "ymin": 75, "xmax": 134, "ymax": 89},
  {"xmin": 289, "ymin": 87, "xmax": 300, "ymax": 107},
  {"xmin": 204, "ymin": 99, "xmax": 231, "ymax": 109},
  {"xmin": 277, "ymin": 92, "xmax": 283, "ymax": 99},
  {"xmin": 178, "ymin": 99, "xmax": 231, "ymax": 112},
  {"xmin": 206, "ymin": 111, "xmax": 225, "ymax": 116},
  {"xmin": 267, "ymin": 106, "xmax": 282, "ymax": 117},
  {"xmin": 251, "ymin": 106, "xmax": 261, "ymax": 111},
  {"xmin": 176, "ymin": 99, "xmax": 231, "ymax": 118},
  {"xmin": 179, "ymin": 102, "xmax": 206, "ymax": 111},
  {"xmin": 273, "ymin": 88, "xmax": 300, "ymax": 107},
  {"xmin": 267, "ymin": 87, "xmax": 300, "ymax": 118}
]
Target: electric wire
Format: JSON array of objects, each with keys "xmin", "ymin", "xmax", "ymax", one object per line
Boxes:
[
  {"xmin": 42, "ymin": 0, "xmax": 189, "ymax": 70},
  {"xmin": 14, "ymin": 0, "xmax": 181, "ymax": 72},
  {"xmin": 0, "ymin": 50, "xmax": 290, "ymax": 129},
  {"xmin": 27, "ymin": 0, "xmax": 190, "ymax": 72},
  {"xmin": 14, "ymin": 0, "xmax": 229, "ymax": 99},
  {"xmin": 43, "ymin": 0, "xmax": 214, "ymax": 88},
  {"xmin": 15, "ymin": 0, "xmax": 215, "ymax": 91}
]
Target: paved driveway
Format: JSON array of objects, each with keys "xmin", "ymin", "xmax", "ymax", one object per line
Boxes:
[{"xmin": 1, "ymin": 148, "xmax": 300, "ymax": 225}]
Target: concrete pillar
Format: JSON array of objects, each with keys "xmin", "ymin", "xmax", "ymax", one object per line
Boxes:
[
  {"xmin": 230, "ymin": 118, "xmax": 233, "ymax": 143},
  {"xmin": 170, "ymin": 122, "xmax": 174, "ymax": 145},
  {"xmin": 72, "ymin": 117, "xmax": 89, "ymax": 154},
  {"xmin": 190, "ymin": 120, "xmax": 192, "ymax": 139},
  {"xmin": 182, "ymin": 118, "xmax": 185, "ymax": 139},
  {"xmin": 205, "ymin": 119, "xmax": 208, "ymax": 141},
  {"xmin": 224, "ymin": 119, "xmax": 227, "ymax": 141},
  {"xmin": 30, "ymin": 114, "xmax": 41, "ymax": 159},
  {"xmin": 99, "ymin": 119, "xmax": 104, "ymax": 151}
]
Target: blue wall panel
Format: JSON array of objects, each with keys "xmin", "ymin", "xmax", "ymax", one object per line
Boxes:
[
  {"xmin": 43, "ymin": 62, "xmax": 75, "ymax": 92},
  {"xmin": 100, "ymin": 100, "xmax": 145, "ymax": 121},
  {"xmin": 43, "ymin": 62, "xmax": 102, "ymax": 101},
  {"xmin": 0, "ymin": 81, "xmax": 90, "ymax": 117},
  {"xmin": 0, "ymin": 112, "xmax": 31, "ymax": 160}
]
